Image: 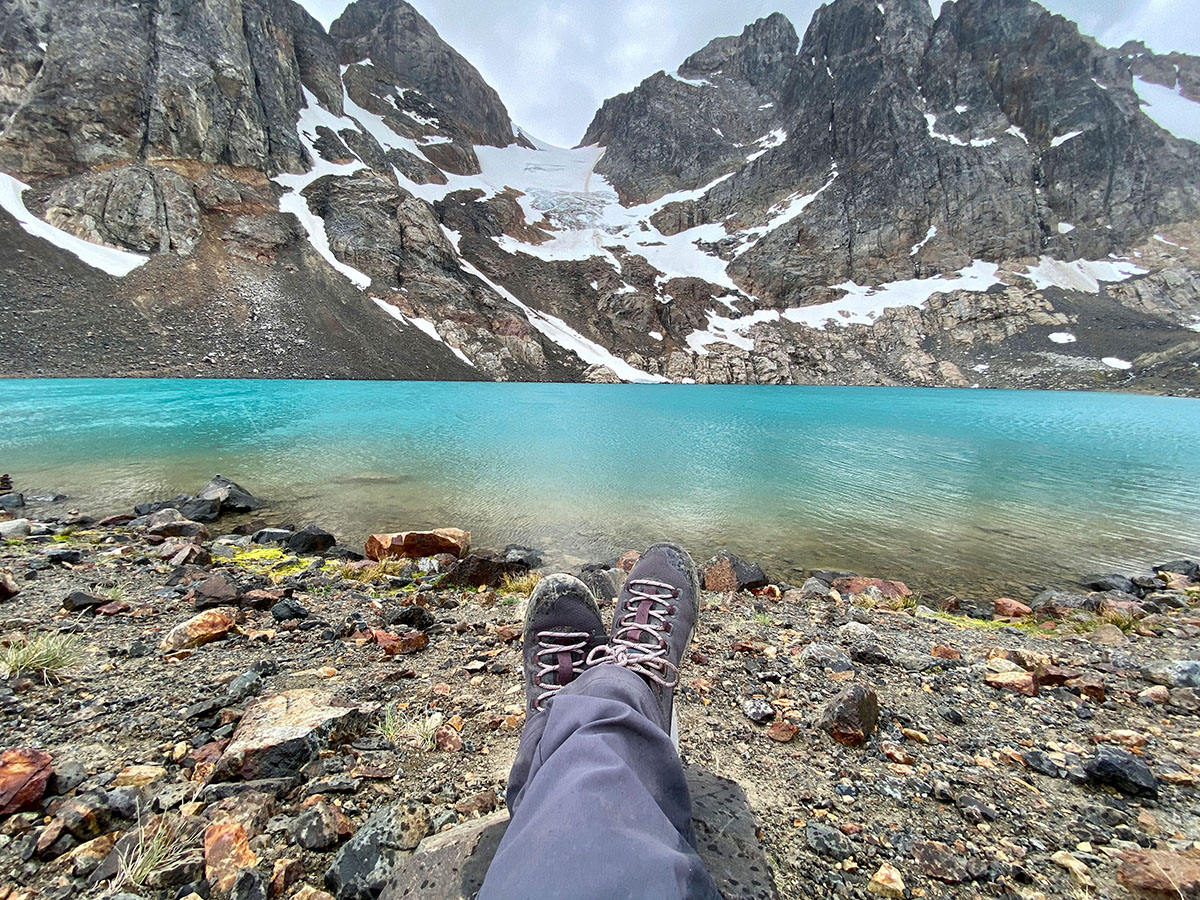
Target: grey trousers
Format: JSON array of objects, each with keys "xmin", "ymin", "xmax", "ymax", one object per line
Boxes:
[{"xmin": 478, "ymin": 665, "xmax": 722, "ymax": 900}]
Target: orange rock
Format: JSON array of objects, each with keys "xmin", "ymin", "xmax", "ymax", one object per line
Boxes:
[
  {"xmin": 881, "ymin": 742, "xmax": 915, "ymax": 765},
  {"xmin": 930, "ymin": 644, "xmax": 961, "ymax": 660},
  {"xmin": 365, "ymin": 528, "xmax": 470, "ymax": 561},
  {"xmin": 158, "ymin": 607, "xmax": 237, "ymax": 654},
  {"xmin": 204, "ymin": 822, "xmax": 257, "ymax": 895},
  {"xmin": 766, "ymin": 721, "xmax": 798, "ymax": 743},
  {"xmin": 1117, "ymin": 848, "xmax": 1200, "ymax": 898},
  {"xmin": 993, "ymin": 597, "xmax": 1032, "ymax": 617},
  {"xmin": 0, "ymin": 748, "xmax": 53, "ymax": 815},
  {"xmin": 832, "ymin": 576, "xmax": 911, "ymax": 600},
  {"xmin": 984, "ymin": 670, "xmax": 1039, "ymax": 697},
  {"xmin": 270, "ymin": 858, "xmax": 303, "ymax": 897},
  {"xmin": 375, "ymin": 629, "xmax": 429, "ymax": 656},
  {"xmin": 617, "ymin": 550, "xmax": 641, "ymax": 572},
  {"xmin": 434, "ymin": 725, "xmax": 463, "ymax": 752}
]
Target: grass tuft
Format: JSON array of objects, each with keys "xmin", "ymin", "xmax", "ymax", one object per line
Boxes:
[
  {"xmin": 405, "ymin": 711, "xmax": 445, "ymax": 750},
  {"xmin": 750, "ymin": 611, "xmax": 773, "ymax": 626},
  {"xmin": 113, "ymin": 813, "xmax": 202, "ymax": 891},
  {"xmin": 334, "ymin": 559, "xmax": 411, "ymax": 583},
  {"xmin": 499, "ymin": 572, "xmax": 542, "ymax": 595},
  {"xmin": 1, "ymin": 632, "xmax": 86, "ymax": 680}
]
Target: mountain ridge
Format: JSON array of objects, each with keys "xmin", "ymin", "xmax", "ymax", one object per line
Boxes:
[{"xmin": 1, "ymin": 0, "xmax": 1198, "ymax": 392}]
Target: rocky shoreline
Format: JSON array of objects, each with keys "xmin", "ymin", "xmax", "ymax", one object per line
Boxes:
[{"xmin": 1, "ymin": 479, "xmax": 1198, "ymax": 900}]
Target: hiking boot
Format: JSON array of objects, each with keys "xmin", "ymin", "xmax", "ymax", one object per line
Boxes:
[
  {"xmin": 586, "ymin": 542, "xmax": 700, "ymax": 743},
  {"xmin": 522, "ymin": 574, "xmax": 608, "ymax": 713}
]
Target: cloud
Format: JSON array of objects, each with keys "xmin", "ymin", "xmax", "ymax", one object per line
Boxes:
[{"xmin": 296, "ymin": 0, "xmax": 1199, "ymax": 147}]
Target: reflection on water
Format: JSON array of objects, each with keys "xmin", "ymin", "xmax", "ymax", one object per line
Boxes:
[{"xmin": 3, "ymin": 379, "xmax": 1199, "ymax": 598}]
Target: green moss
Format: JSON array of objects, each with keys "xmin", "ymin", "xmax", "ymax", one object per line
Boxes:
[
  {"xmin": 230, "ymin": 547, "xmax": 287, "ymax": 565},
  {"xmin": 930, "ymin": 610, "xmax": 1048, "ymax": 635}
]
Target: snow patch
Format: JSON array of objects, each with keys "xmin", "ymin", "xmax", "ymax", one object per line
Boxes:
[
  {"xmin": 671, "ymin": 73, "xmax": 715, "ymax": 88},
  {"xmin": 1102, "ymin": 357, "xmax": 1133, "ymax": 370},
  {"xmin": 1049, "ymin": 130, "xmax": 1084, "ymax": 148},
  {"xmin": 1048, "ymin": 332, "xmax": 1077, "ymax": 344},
  {"xmin": 686, "ymin": 308, "xmax": 780, "ymax": 355},
  {"xmin": 369, "ymin": 297, "xmax": 476, "ymax": 368},
  {"xmin": 1006, "ymin": 125, "xmax": 1029, "ymax": 144},
  {"xmin": 925, "ymin": 113, "xmax": 996, "ymax": 147},
  {"xmin": 910, "ymin": 224, "xmax": 937, "ymax": 256},
  {"xmin": 1057, "ymin": 222, "xmax": 1075, "ymax": 234},
  {"xmin": 648, "ymin": 331, "xmax": 663, "ymax": 341},
  {"xmin": 1022, "ymin": 256, "xmax": 1147, "ymax": 294},
  {"xmin": 1153, "ymin": 234, "xmax": 1188, "ymax": 249},
  {"xmin": 781, "ymin": 260, "xmax": 1002, "ymax": 330},
  {"xmin": 0, "ymin": 171, "xmax": 149, "ymax": 277},
  {"xmin": 954, "ymin": 104, "xmax": 969, "ymax": 114},
  {"xmin": 1133, "ymin": 76, "xmax": 1200, "ymax": 143},
  {"xmin": 734, "ymin": 165, "xmax": 838, "ymax": 257},
  {"xmin": 745, "ymin": 129, "xmax": 788, "ymax": 162}
]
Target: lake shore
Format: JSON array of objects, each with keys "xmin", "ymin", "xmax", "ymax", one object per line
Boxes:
[{"xmin": 1, "ymin": 493, "xmax": 1198, "ymax": 900}]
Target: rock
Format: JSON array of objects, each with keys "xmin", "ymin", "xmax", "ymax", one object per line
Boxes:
[
  {"xmin": 765, "ymin": 720, "xmax": 797, "ymax": 743},
  {"xmin": 1142, "ymin": 660, "xmax": 1200, "ymax": 688},
  {"xmin": 503, "ymin": 544, "xmax": 543, "ymax": 567},
  {"xmin": 1117, "ymin": 848, "xmax": 1200, "ymax": 899},
  {"xmin": 1031, "ymin": 590, "xmax": 1100, "ymax": 614},
  {"xmin": 292, "ymin": 800, "xmax": 354, "ymax": 850},
  {"xmin": 1089, "ymin": 623, "xmax": 1128, "ymax": 646},
  {"xmin": 1137, "ymin": 685, "xmax": 1170, "ymax": 706},
  {"xmin": 287, "ymin": 524, "xmax": 336, "ymax": 554},
  {"xmin": 440, "ymin": 552, "xmax": 529, "ymax": 589},
  {"xmin": 227, "ymin": 671, "xmax": 264, "ymax": 703},
  {"xmin": 386, "ymin": 606, "xmax": 437, "ymax": 632},
  {"xmin": 913, "ymin": 840, "xmax": 983, "ymax": 883},
  {"xmin": 867, "ymin": 862, "xmax": 906, "ymax": 898},
  {"xmin": 617, "ymin": 550, "xmax": 642, "ymax": 571},
  {"xmin": 193, "ymin": 574, "xmax": 241, "ymax": 609},
  {"xmin": 0, "ymin": 518, "xmax": 31, "ymax": 539},
  {"xmin": 252, "ymin": 527, "xmax": 294, "ymax": 544},
  {"xmin": 930, "ymin": 644, "xmax": 961, "ymax": 660},
  {"xmin": 271, "ymin": 858, "xmax": 304, "ymax": 897},
  {"xmin": 59, "ymin": 831, "xmax": 117, "ymax": 877},
  {"xmin": 434, "ymin": 726, "xmax": 463, "ymax": 752},
  {"xmin": 881, "ymin": 742, "xmax": 914, "ymax": 765},
  {"xmin": 700, "ymin": 550, "xmax": 769, "ymax": 592},
  {"xmin": 0, "ymin": 748, "xmax": 53, "ymax": 815},
  {"xmin": 230, "ymin": 868, "xmax": 268, "ymax": 900},
  {"xmin": 0, "ymin": 491, "xmax": 24, "ymax": 509},
  {"xmin": 375, "ymin": 629, "xmax": 429, "ymax": 655},
  {"xmin": 325, "ymin": 802, "xmax": 429, "ymax": 899},
  {"xmin": 806, "ymin": 822, "xmax": 853, "ymax": 860},
  {"xmin": 1084, "ymin": 745, "xmax": 1158, "ymax": 799},
  {"xmin": 1052, "ymin": 850, "xmax": 1095, "ymax": 888},
  {"xmin": 204, "ymin": 822, "xmax": 258, "ymax": 895},
  {"xmin": 848, "ymin": 641, "xmax": 894, "ymax": 666},
  {"xmin": 579, "ymin": 565, "xmax": 623, "ymax": 605},
  {"xmin": 61, "ymin": 590, "xmax": 104, "ymax": 612},
  {"xmin": 1080, "ymin": 573, "xmax": 1137, "ymax": 594},
  {"xmin": 742, "ymin": 697, "xmax": 775, "ymax": 724},
  {"xmin": 799, "ymin": 642, "xmax": 854, "ymax": 672},
  {"xmin": 212, "ymin": 690, "xmax": 374, "ymax": 781},
  {"xmin": 0, "ymin": 567, "xmax": 19, "ymax": 600},
  {"xmin": 984, "ymin": 670, "xmax": 1039, "ymax": 696},
  {"xmin": 1153, "ymin": 559, "xmax": 1199, "ymax": 579},
  {"xmin": 365, "ymin": 529, "xmax": 470, "ymax": 561},
  {"xmin": 820, "ymin": 684, "xmax": 879, "ymax": 746},
  {"xmin": 993, "ymin": 597, "xmax": 1032, "ymax": 617},
  {"xmin": 832, "ymin": 576, "xmax": 911, "ymax": 600},
  {"xmin": 838, "ymin": 621, "xmax": 875, "ymax": 642},
  {"xmin": 159, "ymin": 608, "xmax": 238, "ymax": 654},
  {"xmin": 197, "ymin": 476, "xmax": 264, "ymax": 512},
  {"xmin": 48, "ymin": 761, "xmax": 87, "ymax": 795},
  {"xmin": 112, "ymin": 765, "xmax": 166, "ymax": 787},
  {"xmin": 799, "ymin": 576, "xmax": 831, "ymax": 598},
  {"xmin": 1022, "ymin": 749, "xmax": 1062, "ymax": 778},
  {"xmin": 271, "ymin": 598, "xmax": 309, "ymax": 622}
]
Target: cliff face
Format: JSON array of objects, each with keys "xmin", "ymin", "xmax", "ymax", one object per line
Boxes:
[{"xmin": 1, "ymin": 0, "xmax": 1198, "ymax": 392}]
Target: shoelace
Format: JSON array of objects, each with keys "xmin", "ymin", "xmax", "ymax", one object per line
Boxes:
[
  {"xmin": 586, "ymin": 578, "xmax": 681, "ymax": 688},
  {"xmin": 531, "ymin": 631, "xmax": 592, "ymax": 710}
]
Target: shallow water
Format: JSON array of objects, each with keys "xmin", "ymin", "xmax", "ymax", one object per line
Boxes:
[{"xmin": 3, "ymin": 379, "xmax": 1198, "ymax": 599}]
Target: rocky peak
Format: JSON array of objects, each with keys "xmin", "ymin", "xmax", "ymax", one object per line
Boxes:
[
  {"xmin": 329, "ymin": 0, "xmax": 513, "ymax": 148},
  {"xmin": 678, "ymin": 12, "xmax": 798, "ymax": 96}
]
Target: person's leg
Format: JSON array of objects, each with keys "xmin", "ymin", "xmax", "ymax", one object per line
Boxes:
[{"xmin": 478, "ymin": 545, "xmax": 720, "ymax": 900}]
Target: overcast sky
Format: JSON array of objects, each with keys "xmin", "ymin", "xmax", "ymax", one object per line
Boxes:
[{"xmin": 298, "ymin": 0, "xmax": 1200, "ymax": 147}]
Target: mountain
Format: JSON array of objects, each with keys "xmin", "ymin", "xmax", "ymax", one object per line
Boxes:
[{"xmin": 1, "ymin": 0, "xmax": 1198, "ymax": 392}]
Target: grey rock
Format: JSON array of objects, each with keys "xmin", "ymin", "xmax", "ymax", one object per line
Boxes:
[
  {"xmin": 1142, "ymin": 660, "xmax": 1200, "ymax": 688},
  {"xmin": 1084, "ymin": 745, "xmax": 1158, "ymax": 799},
  {"xmin": 799, "ymin": 642, "xmax": 854, "ymax": 672},
  {"xmin": 197, "ymin": 475, "xmax": 263, "ymax": 512},
  {"xmin": 271, "ymin": 598, "xmax": 310, "ymax": 622},
  {"xmin": 286, "ymin": 524, "xmax": 336, "ymax": 554},
  {"xmin": 0, "ymin": 519, "xmax": 32, "ymax": 539},
  {"xmin": 227, "ymin": 671, "xmax": 264, "ymax": 703},
  {"xmin": 252, "ymin": 528, "xmax": 295, "ymax": 544},
  {"xmin": 805, "ymin": 822, "xmax": 852, "ymax": 860},
  {"xmin": 325, "ymin": 801, "xmax": 429, "ymax": 899},
  {"xmin": 741, "ymin": 697, "xmax": 775, "ymax": 725},
  {"xmin": 1079, "ymin": 573, "xmax": 1137, "ymax": 595},
  {"xmin": 0, "ymin": 493, "xmax": 25, "ymax": 510}
]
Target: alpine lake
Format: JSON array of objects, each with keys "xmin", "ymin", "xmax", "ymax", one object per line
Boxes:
[{"xmin": 3, "ymin": 378, "xmax": 1198, "ymax": 600}]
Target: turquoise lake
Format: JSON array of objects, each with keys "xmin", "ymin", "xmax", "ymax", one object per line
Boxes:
[{"xmin": 2, "ymin": 379, "xmax": 1198, "ymax": 598}]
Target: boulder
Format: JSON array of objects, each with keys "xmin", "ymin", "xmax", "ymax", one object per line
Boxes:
[
  {"xmin": 197, "ymin": 475, "xmax": 264, "ymax": 512},
  {"xmin": 1153, "ymin": 559, "xmax": 1199, "ymax": 579},
  {"xmin": 204, "ymin": 822, "xmax": 258, "ymax": 895},
  {"xmin": 1031, "ymin": 589, "xmax": 1100, "ymax": 615},
  {"xmin": 365, "ymin": 529, "xmax": 470, "ymax": 561},
  {"xmin": 700, "ymin": 550, "xmax": 768, "ymax": 592},
  {"xmin": 0, "ymin": 748, "xmax": 53, "ymax": 815},
  {"xmin": 212, "ymin": 690, "xmax": 374, "ymax": 782},
  {"xmin": 819, "ymin": 685, "xmax": 879, "ymax": 746},
  {"xmin": 1142, "ymin": 660, "xmax": 1200, "ymax": 688},
  {"xmin": 799, "ymin": 642, "xmax": 854, "ymax": 672},
  {"xmin": 193, "ymin": 574, "xmax": 241, "ymax": 609},
  {"xmin": 252, "ymin": 527, "xmax": 294, "ymax": 544},
  {"xmin": 440, "ymin": 552, "xmax": 529, "ymax": 589},
  {"xmin": 292, "ymin": 801, "xmax": 354, "ymax": 850},
  {"xmin": 0, "ymin": 492, "xmax": 24, "ymax": 510},
  {"xmin": 159, "ymin": 608, "xmax": 238, "ymax": 653},
  {"xmin": 993, "ymin": 597, "xmax": 1032, "ymax": 617},
  {"xmin": 62, "ymin": 590, "xmax": 105, "ymax": 612},
  {"xmin": 984, "ymin": 671, "xmax": 1039, "ymax": 697},
  {"xmin": 0, "ymin": 568, "xmax": 19, "ymax": 600},
  {"xmin": 287, "ymin": 524, "xmax": 336, "ymax": 554}
]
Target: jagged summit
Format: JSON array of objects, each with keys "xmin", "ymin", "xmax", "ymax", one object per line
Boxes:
[{"xmin": 0, "ymin": 0, "xmax": 1198, "ymax": 391}]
